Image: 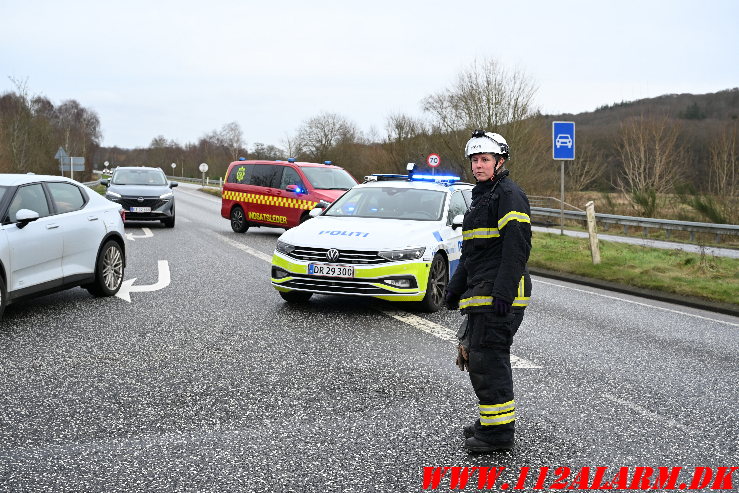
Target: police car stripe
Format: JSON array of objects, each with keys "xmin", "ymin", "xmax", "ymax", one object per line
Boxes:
[
  {"xmin": 222, "ymin": 190, "xmax": 317, "ymax": 210},
  {"xmin": 498, "ymin": 211, "xmax": 531, "ymax": 230}
]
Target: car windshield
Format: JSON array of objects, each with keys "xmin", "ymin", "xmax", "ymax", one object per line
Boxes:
[
  {"xmin": 0, "ymin": 186, "xmax": 8, "ymax": 203},
  {"xmin": 301, "ymin": 167, "xmax": 356, "ymax": 190},
  {"xmin": 324, "ymin": 186, "xmax": 446, "ymax": 221},
  {"xmin": 112, "ymin": 169, "xmax": 167, "ymax": 186}
]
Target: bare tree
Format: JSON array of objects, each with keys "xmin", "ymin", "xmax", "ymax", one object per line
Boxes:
[
  {"xmin": 565, "ymin": 141, "xmax": 607, "ymax": 191},
  {"xmin": 2, "ymin": 77, "xmax": 33, "ymax": 172},
  {"xmin": 420, "ymin": 58, "xmax": 550, "ymax": 190},
  {"xmin": 220, "ymin": 121, "xmax": 245, "ymax": 162},
  {"xmin": 617, "ymin": 116, "xmax": 684, "ymax": 216},
  {"xmin": 707, "ymin": 122, "xmax": 738, "ymax": 222},
  {"xmin": 295, "ymin": 112, "xmax": 359, "ymax": 162},
  {"xmin": 422, "ymin": 58, "xmax": 538, "ymax": 160},
  {"xmin": 708, "ymin": 122, "xmax": 737, "ymax": 198},
  {"xmin": 252, "ymin": 142, "xmax": 284, "ymax": 160}
]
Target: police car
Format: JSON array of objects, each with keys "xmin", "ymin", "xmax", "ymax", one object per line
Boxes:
[{"xmin": 270, "ymin": 167, "xmax": 473, "ymax": 312}]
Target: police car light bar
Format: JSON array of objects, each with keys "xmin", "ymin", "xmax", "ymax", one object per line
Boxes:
[
  {"xmin": 411, "ymin": 174, "xmax": 461, "ymax": 183},
  {"xmin": 364, "ymin": 174, "xmax": 409, "ymax": 182}
]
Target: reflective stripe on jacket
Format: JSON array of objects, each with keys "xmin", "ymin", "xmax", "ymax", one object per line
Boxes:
[{"xmin": 447, "ymin": 170, "xmax": 532, "ymax": 313}]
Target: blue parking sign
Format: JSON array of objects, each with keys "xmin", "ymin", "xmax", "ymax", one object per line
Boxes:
[{"xmin": 553, "ymin": 121, "xmax": 575, "ymax": 160}]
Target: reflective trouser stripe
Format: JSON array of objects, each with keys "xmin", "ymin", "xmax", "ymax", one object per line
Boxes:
[{"xmin": 479, "ymin": 400, "xmax": 516, "ymax": 426}]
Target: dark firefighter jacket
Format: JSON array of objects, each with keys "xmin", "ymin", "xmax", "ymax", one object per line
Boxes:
[{"xmin": 447, "ymin": 169, "xmax": 532, "ymax": 313}]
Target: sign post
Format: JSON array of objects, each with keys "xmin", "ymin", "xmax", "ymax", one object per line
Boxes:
[
  {"xmin": 427, "ymin": 153, "xmax": 440, "ymax": 176},
  {"xmin": 552, "ymin": 121, "xmax": 576, "ymax": 235},
  {"xmin": 55, "ymin": 147, "xmax": 68, "ymax": 177},
  {"xmin": 171, "ymin": 162, "xmax": 176, "ymax": 177},
  {"xmin": 199, "ymin": 162, "xmax": 209, "ymax": 185}
]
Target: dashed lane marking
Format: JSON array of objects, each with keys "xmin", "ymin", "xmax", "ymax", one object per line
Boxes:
[
  {"xmin": 218, "ymin": 233, "xmax": 273, "ymax": 263},
  {"xmin": 380, "ymin": 309, "xmax": 542, "ymax": 369},
  {"xmin": 603, "ymin": 393, "xmax": 691, "ymax": 433}
]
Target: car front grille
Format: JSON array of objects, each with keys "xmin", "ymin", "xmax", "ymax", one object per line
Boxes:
[
  {"xmin": 120, "ymin": 197, "xmax": 167, "ymax": 209},
  {"xmin": 287, "ymin": 247, "xmax": 386, "ymax": 265},
  {"xmin": 277, "ymin": 275, "xmax": 395, "ymax": 295}
]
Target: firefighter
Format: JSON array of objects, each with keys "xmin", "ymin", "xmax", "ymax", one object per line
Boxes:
[{"xmin": 445, "ymin": 129, "xmax": 532, "ymax": 453}]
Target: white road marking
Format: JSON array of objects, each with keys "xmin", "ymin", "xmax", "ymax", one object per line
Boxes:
[
  {"xmin": 603, "ymin": 393, "xmax": 691, "ymax": 433},
  {"xmin": 217, "ymin": 234, "xmax": 273, "ymax": 263},
  {"xmin": 125, "ymin": 227, "xmax": 153, "ymax": 241},
  {"xmin": 116, "ymin": 260, "xmax": 171, "ymax": 303},
  {"xmin": 380, "ymin": 309, "xmax": 542, "ymax": 369},
  {"xmin": 535, "ymin": 279, "xmax": 739, "ymax": 327},
  {"xmin": 220, "ymin": 234, "xmax": 541, "ymax": 368}
]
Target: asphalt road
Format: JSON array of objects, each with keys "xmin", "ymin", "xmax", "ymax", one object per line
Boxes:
[{"xmin": 0, "ymin": 184, "xmax": 737, "ymax": 492}]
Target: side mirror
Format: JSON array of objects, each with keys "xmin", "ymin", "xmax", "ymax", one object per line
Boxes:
[
  {"xmin": 308, "ymin": 207, "xmax": 323, "ymax": 218},
  {"xmin": 100, "ymin": 179, "xmax": 109, "ymax": 187},
  {"xmin": 170, "ymin": 182, "xmax": 179, "ymax": 188},
  {"xmin": 315, "ymin": 200, "xmax": 329, "ymax": 209},
  {"xmin": 15, "ymin": 209, "xmax": 40, "ymax": 229},
  {"xmin": 451, "ymin": 214, "xmax": 464, "ymax": 230}
]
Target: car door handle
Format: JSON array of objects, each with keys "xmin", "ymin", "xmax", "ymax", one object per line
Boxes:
[
  {"xmin": 88, "ymin": 216, "xmax": 99, "ymax": 221},
  {"xmin": 46, "ymin": 224, "xmax": 60, "ymax": 229}
]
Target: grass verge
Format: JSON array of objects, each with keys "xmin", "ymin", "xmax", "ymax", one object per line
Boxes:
[{"xmin": 530, "ymin": 232, "xmax": 738, "ymax": 306}]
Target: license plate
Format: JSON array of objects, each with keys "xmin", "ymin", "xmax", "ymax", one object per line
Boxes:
[
  {"xmin": 309, "ymin": 263, "xmax": 354, "ymax": 278},
  {"xmin": 130, "ymin": 207, "xmax": 151, "ymax": 212}
]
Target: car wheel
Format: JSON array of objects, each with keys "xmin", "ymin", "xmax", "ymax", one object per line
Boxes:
[
  {"xmin": 86, "ymin": 240, "xmax": 125, "ymax": 297},
  {"xmin": 231, "ymin": 206, "xmax": 248, "ymax": 233},
  {"xmin": 0, "ymin": 275, "xmax": 6, "ymax": 320},
  {"xmin": 279, "ymin": 290, "xmax": 313, "ymax": 303},
  {"xmin": 418, "ymin": 253, "xmax": 448, "ymax": 312}
]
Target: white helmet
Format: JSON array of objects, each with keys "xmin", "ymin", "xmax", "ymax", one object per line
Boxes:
[{"xmin": 464, "ymin": 130, "xmax": 510, "ymax": 159}]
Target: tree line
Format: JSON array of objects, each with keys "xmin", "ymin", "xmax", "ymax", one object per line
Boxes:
[{"xmin": 1, "ymin": 63, "xmax": 736, "ymax": 223}]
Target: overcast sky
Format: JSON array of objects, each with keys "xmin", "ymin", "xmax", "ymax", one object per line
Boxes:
[{"xmin": 2, "ymin": 0, "xmax": 738, "ymax": 150}]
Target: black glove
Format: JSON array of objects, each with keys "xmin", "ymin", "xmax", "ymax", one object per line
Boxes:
[
  {"xmin": 493, "ymin": 298, "xmax": 512, "ymax": 316},
  {"xmin": 444, "ymin": 290, "xmax": 460, "ymax": 310}
]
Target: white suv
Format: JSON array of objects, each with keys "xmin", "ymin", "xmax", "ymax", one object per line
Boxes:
[{"xmin": 0, "ymin": 174, "xmax": 126, "ymax": 320}]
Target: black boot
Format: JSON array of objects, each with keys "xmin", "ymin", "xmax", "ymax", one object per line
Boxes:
[
  {"xmin": 463, "ymin": 424, "xmax": 475, "ymax": 438},
  {"xmin": 465, "ymin": 436, "xmax": 514, "ymax": 453}
]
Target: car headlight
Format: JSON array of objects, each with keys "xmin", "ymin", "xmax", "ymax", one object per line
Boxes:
[
  {"xmin": 378, "ymin": 247, "xmax": 426, "ymax": 261},
  {"xmin": 276, "ymin": 240, "xmax": 296, "ymax": 255},
  {"xmin": 160, "ymin": 191, "xmax": 173, "ymax": 199},
  {"xmin": 105, "ymin": 191, "xmax": 121, "ymax": 200}
]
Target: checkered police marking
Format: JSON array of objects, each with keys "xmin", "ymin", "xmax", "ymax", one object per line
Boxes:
[{"xmin": 222, "ymin": 190, "xmax": 318, "ymax": 210}]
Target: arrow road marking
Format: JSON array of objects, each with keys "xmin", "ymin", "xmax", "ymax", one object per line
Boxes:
[
  {"xmin": 125, "ymin": 227, "xmax": 153, "ymax": 241},
  {"xmin": 116, "ymin": 260, "xmax": 170, "ymax": 302}
]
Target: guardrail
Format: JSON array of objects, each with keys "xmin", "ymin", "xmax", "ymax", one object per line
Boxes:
[{"xmin": 531, "ymin": 207, "xmax": 739, "ymax": 243}]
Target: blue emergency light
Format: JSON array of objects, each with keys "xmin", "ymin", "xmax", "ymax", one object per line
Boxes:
[
  {"xmin": 324, "ymin": 161, "xmax": 332, "ymax": 165},
  {"xmin": 410, "ymin": 173, "xmax": 461, "ymax": 183},
  {"xmin": 287, "ymin": 157, "xmax": 296, "ymax": 163}
]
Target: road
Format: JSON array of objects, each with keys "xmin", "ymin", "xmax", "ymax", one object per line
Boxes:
[{"xmin": 0, "ymin": 184, "xmax": 737, "ymax": 492}]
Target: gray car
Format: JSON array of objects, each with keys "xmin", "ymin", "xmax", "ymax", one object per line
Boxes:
[{"xmin": 101, "ymin": 167, "xmax": 177, "ymax": 227}]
